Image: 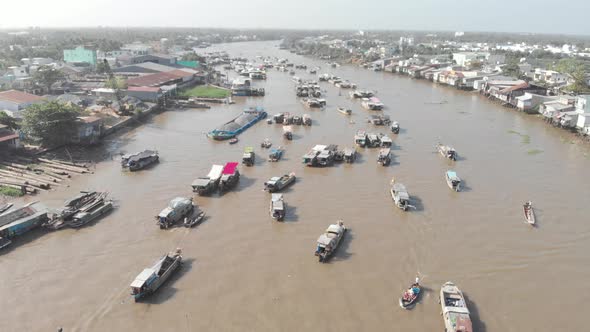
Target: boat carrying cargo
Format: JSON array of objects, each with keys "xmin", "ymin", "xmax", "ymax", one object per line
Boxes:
[
  {"xmin": 207, "ymin": 106, "xmax": 267, "ymax": 140},
  {"xmin": 0, "ymin": 202, "xmax": 49, "ymax": 249},
  {"xmin": 192, "ymin": 164, "xmax": 224, "ymax": 195}
]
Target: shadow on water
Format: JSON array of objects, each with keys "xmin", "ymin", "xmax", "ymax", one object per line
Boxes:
[
  {"xmin": 329, "ymin": 229, "xmax": 354, "ymax": 263},
  {"xmin": 464, "ymin": 293, "xmax": 486, "ymax": 332},
  {"xmin": 235, "ymin": 175, "xmax": 256, "ymax": 193},
  {"xmin": 0, "ymin": 227, "xmax": 47, "ymax": 255},
  {"xmin": 141, "ymin": 258, "xmax": 195, "ymax": 305},
  {"xmin": 460, "ymin": 180, "xmax": 472, "ymax": 193},
  {"xmin": 410, "ymin": 195, "xmax": 425, "ymax": 212},
  {"xmin": 284, "ymin": 205, "xmax": 299, "ymax": 222}
]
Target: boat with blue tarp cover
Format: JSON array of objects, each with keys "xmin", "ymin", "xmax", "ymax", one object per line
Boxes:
[{"xmin": 207, "ymin": 106, "xmax": 267, "ymax": 140}]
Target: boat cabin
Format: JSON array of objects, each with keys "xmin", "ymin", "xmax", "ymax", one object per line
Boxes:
[
  {"xmin": 391, "ymin": 183, "xmax": 410, "ymax": 210},
  {"xmin": 268, "ymin": 147, "xmax": 284, "ymax": 162},
  {"xmin": 378, "ymin": 148, "xmax": 391, "ymax": 166},
  {"xmin": 343, "ymin": 148, "xmax": 356, "ymax": 163},
  {"xmin": 367, "ymin": 134, "xmax": 381, "ymax": 148},
  {"xmin": 380, "ymin": 135, "xmax": 393, "ymax": 147},
  {"xmin": 219, "ymin": 162, "xmax": 240, "ymax": 192},
  {"xmin": 242, "ymin": 147, "xmax": 255, "ymax": 166},
  {"xmin": 270, "ymin": 194, "xmax": 285, "ymax": 221},
  {"xmin": 157, "ymin": 197, "xmax": 193, "ymax": 229}
]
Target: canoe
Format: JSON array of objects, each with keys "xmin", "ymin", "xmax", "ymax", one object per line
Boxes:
[
  {"xmin": 399, "ymin": 282, "xmax": 421, "ymax": 309},
  {"xmin": 523, "ymin": 201, "xmax": 535, "ymax": 225}
]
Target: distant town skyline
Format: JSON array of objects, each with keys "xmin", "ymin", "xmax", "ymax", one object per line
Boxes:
[{"xmin": 1, "ymin": 0, "xmax": 589, "ymax": 36}]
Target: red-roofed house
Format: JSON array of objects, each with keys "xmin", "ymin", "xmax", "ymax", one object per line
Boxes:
[
  {"xmin": 0, "ymin": 124, "xmax": 20, "ymax": 149},
  {"xmin": 0, "ymin": 90, "xmax": 45, "ymax": 118},
  {"xmin": 126, "ymin": 72, "xmax": 183, "ymax": 87}
]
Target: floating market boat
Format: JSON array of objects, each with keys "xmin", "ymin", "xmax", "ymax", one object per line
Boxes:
[
  {"xmin": 523, "ymin": 201, "xmax": 536, "ymax": 225},
  {"xmin": 380, "ymin": 135, "xmax": 393, "ymax": 147},
  {"xmin": 270, "ymin": 194, "xmax": 286, "ymax": 221},
  {"xmin": 361, "ymin": 97, "xmax": 384, "ymax": 110},
  {"xmin": 192, "ymin": 164, "xmax": 224, "ymax": 195},
  {"xmin": 268, "ymin": 147, "xmax": 284, "ymax": 162},
  {"xmin": 350, "ymin": 90, "xmax": 374, "ymax": 99},
  {"xmin": 283, "ymin": 125, "xmax": 293, "ymax": 140},
  {"xmin": 378, "ymin": 148, "xmax": 391, "ymax": 166},
  {"xmin": 354, "ymin": 130, "xmax": 367, "ymax": 147},
  {"xmin": 219, "ymin": 162, "xmax": 240, "ymax": 193},
  {"xmin": 156, "ymin": 197, "xmax": 196, "ymax": 229},
  {"xmin": 437, "ymin": 143, "xmax": 457, "ymax": 161},
  {"xmin": 368, "ymin": 114, "xmax": 390, "ymax": 125},
  {"xmin": 315, "ymin": 221, "xmax": 346, "ymax": 263},
  {"xmin": 399, "ymin": 277, "xmax": 421, "ymax": 309},
  {"xmin": 367, "ymin": 133, "xmax": 382, "ymax": 148},
  {"xmin": 242, "ymin": 147, "xmax": 255, "ymax": 166},
  {"xmin": 302, "ymin": 114, "xmax": 312, "ymax": 126},
  {"xmin": 343, "ymin": 148, "xmax": 357, "ymax": 163},
  {"xmin": 390, "ymin": 178, "xmax": 410, "ymax": 211},
  {"xmin": 183, "ymin": 209, "xmax": 205, "ymax": 228},
  {"xmin": 207, "ymin": 106, "xmax": 267, "ymax": 140},
  {"xmin": 264, "ymin": 173, "xmax": 296, "ymax": 193},
  {"xmin": 445, "ymin": 170, "xmax": 462, "ymax": 192},
  {"xmin": 121, "ymin": 150, "xmax": 159, "ymax": 171},
  {"xmin": 391, "ymin": 121, "xmax": 400, "ymax": 134},
  {"xmin": 317, "ymin": 145, "xmax": 337, "ymax": 167},
  {"xmin": 130, "ymin": 249, "xmax": 183, "ymax": 302},
  {"xmin": 440, "ymin": 282, "xmax": 473, "ymax": 332}
]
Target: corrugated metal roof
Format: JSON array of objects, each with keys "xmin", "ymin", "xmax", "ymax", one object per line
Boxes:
[{"xmin": 0, "ymin": 90, "xmax": 44, "ymax": 104}]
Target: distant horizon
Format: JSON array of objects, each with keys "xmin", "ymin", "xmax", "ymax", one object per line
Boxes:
[
  {"xmin": 1, "ymin": 26, "xmax": 590, "ymax": 39},
  {"xmin": 2, "ymin": 0, "xmax": 589, "ymax": 36}
]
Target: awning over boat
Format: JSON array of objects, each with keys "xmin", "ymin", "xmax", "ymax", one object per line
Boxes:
[
  {"xmin": 207, "ymin": 165, "xmax": 224, "ymax": 180},
  {"xmin": 317, "ymin": 234, "xmax": 334, "ymax": 246},
  {"xmin": 271, "ymin": 194, "xmax": 283, "ymax": 202},
  {"xmin": 222, "ymin": 162, "xmax": 239, "ymax": 175},
  {"xmin": 192, "ymin": 178, "xmax": 211, "ymax": 187},
  {"xmin": 130, "ymin": 268, "xmax": 156, "ymax": 288}
]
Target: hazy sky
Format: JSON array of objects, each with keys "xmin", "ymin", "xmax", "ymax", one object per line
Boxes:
[{"xmin": 2, "ymin": 0, "xmax": 589, "ymax": 35}]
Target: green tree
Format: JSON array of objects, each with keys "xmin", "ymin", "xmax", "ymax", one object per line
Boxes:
[
  {"xmin": 105, "ymin": 77, "xmax": 127, "ymax": 90},
  {"xmin": 502, "ymin": 61, "xmax": 521, "ymax": 78},
  {"xmin": 32, "ymin": 66, "xmax": 64, "ymax": 93},
  {"xmin": 0, "ymin": 111, "xmax": 19, "ymax": 130},
  {"xmin": 96, "ymin": 59, "xmax": 111, "ymax": 74},
  {"xmin": 553, "ymin": 58, "xmax": 590, "ymax": 93},
  {"xmin": 21, "ymin": 101, "xmax": 80, "ymax": 146},
  {"xmin": 181, "ymin": 52, "xmax": 205, "ymax": 63}
]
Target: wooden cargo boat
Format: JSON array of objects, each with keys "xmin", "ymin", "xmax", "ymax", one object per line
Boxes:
[
  {"xmin": 390, "ymin": 179, "xmax": 410, "ymax": 211},
  {"xmin": 219, "ymin": 162, "xmax": 240, "ymax": 193},
  {"xmin": 156, "ymin": 197, "xmax": 195, "ymax": 229},
  {"xmin": 207, "ymin": 107, "xmax": 267, "ymax": 140},
  {"xmin": 314, "ymin": 221, "xmax": 346, "ymax": 263},
  {"xmin": 264, "ymin": 173, "xmax": 296, "ymax": 193},
  {"xmin": 361, "ymin": 97, "xmax": 384, "ymax": 110},
  {"xmin": 270, "ymin": 194, "xmax": 286, "ymax": 221},
  {"xmin": 377, "ymin": 148, "xmax": 391, "ymax": 166},
  {"xmin": 69, "ymin": 198, "xmax": 113, "ymax": 228},
  {"xmin": 121, "ymin": 150, "xmax": 159, "ymax": 171},
  {"xmin": 399, "ymin": 277, "xmax": 421, "ymax": 309},
  {"xmin": 445, "ymin": 170, "xmax": 461, "ymax": 192},
  {"xmin": 523, "ymin": 201, "xmax": 536, "ymax": 225},
  {"xmin": 192, "ymin": 164, "xmax": 223, "ymax": 195},
  {"xmin": 242, "ymin": 147, "xmax": 255, "ymax": 166},
  {"xmin": 440, "ymin": 282, "xmax": 473, "ymax": 332},
  {"xmin": 130, "ymin": 249, "xmax": 182, "ymax": 302}
]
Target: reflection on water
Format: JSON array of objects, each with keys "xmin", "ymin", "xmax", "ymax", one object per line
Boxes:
[{"xmin": 1, "ymin": 41, "xmax": 590, "ymax": 332}]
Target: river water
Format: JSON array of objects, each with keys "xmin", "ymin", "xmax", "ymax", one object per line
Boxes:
[{"xmin": 1, "ymin": 41, "xmax": 589, "ymax": 331}]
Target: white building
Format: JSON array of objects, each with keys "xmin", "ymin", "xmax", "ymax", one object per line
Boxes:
[{"xmin": 533, "ymin": 69, "xmax": 568, "ymax": 85}]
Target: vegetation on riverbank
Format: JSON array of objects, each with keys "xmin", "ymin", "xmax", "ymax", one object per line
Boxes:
[
  {"xmin": 0, "ymin": 185, "xmax": 24, "ymax": 197},
  {"xmin": 179, "ymin": 85, "xmax": 230, "ymax": 99}
]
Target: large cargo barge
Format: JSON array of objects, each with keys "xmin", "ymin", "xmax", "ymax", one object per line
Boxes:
[{"xmin": 207, "ymin": 107, "xmax": 267, "ymax": 140}]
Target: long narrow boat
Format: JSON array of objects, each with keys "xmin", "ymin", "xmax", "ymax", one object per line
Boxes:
[
  {"xmin": 523, "ymin": 201, "xmax": 536, "ymax": 225},
  {"xmin": 207, "ymin": 106, "xmax": 267, "ymax": 140},
  {"xmin": 440, "ymin": 282, "xmax": 473, "ymax": 332},
  {"xmin": 445, "ymin": 170, "xmax": 461, "ymax": 192},
  {"xmin": 130, "ymin": 249, "xmax": 183, "ymax": 302}
]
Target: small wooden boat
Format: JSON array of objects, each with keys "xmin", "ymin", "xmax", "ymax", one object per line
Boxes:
[
  {"xmin": 523, "ymin": 201, "xmax": 535, "ymax": 225},
  {"xmin": 399, "ymin": 277, "xmax": 421, "ymax": 309},
  {"xmin": 183, "ymin": 210, "xmax": 205, "ymax": 228},
  {"xmin": 130, "ymin": 249, "xmax": 182, "ymax": 302},
  {"xmin": 229, "ymin": 137, "xmax": 239, "ymax": 145},
  {"xmin": 337, "ymin": 107, "xmax": 352, "ymax": 115},
  {"xmin": 315, "ymin": 221, "xmax": 346, "ymax": 263},
  {"xmin": 261, "ymin": 138, "xmax": 272, "ymax": 148},
  {"xmin": 440, "ymin": 282, "xmax": 473, "ymax": 332}
]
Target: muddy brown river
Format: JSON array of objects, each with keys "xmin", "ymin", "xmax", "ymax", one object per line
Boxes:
[{"xmin": 1, "ymin": 41, "xmax": 589, "ymax": 331}]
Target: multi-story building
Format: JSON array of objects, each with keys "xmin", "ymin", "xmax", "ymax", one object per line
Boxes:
[{"xmin": 63, "ymin": 46, "xmax": 97, "ymax": 66}]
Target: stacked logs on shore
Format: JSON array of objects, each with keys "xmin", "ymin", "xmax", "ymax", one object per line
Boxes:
[{"xmin": 0, "ymin": 157, "xmax": 92, "ymax": 195}]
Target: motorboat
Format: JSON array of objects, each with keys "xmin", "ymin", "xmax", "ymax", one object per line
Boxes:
[
  {"xmin": 437, "ymin": 143, "xmax": 457, "ymax": 161},
  {"xmin": 183, "ymin": 209, "xmax": 205, "ymax": 228},
  {"xmin": 268, "ymin": 147, "xmax": 284, "ymax": 162},
  {"xmin": 264, "ymin": 173, "xmax": 296, "ymax": 193},
  {"xmin": 350, "ymin": 90, "xmax": 374, "ymax": 99},
  {"xmin": 399, "ymin": 277, "xmax": 421, "ymax": 309},
  {"xmin": 261, "ymin": 138, "xmax": 272, "ymax": 148},
  {"xmin": 242, "ymin": 147, "xmax": 255, "ymax": 166},
  {"xmin": 361, "ymin": 97, "xmax": 384, "ymax": 110},
  {"xmin": 523, "ymin": 201, "xmax": 536, "ymax": 225},
  {"xmin": 315, "ymin": 221, "xmax": 346, "ymax": 263},
  {"xmin": 440, "ymin": 282, "xmax": 473, "ymax": 332},
  {"xmin": 380, "ymin": 135, "xmax": 393, "ymax": 147},
  {"xmin": 302, "ymin": 114, "xmax": 312, "ymax": 126},
  {"xmin": 445, "ymin": 170, "xmax": 461, "ymax": 192},
  {"xmin": 283, "ymin": 126, "xmax": 293, "ymax": 140},
  {"xmin": 337, "ymin": 107, "xmax": 352, "ymax": 115},
  {"xmin": 343, "ymin": 148, "xmax": 356, "ymax": 163},
  {"xmin": 390, "ymin": 179, "xmax": 410, "ymax": 211},
  {"xmin": 156, "ymin": 197, "xmax": 195, "ymax": 229},
  {"xmin": 391, "ymin": 121, "xmax": 400, "ymax": 134},
  {"xmin": 69, "ymin": 196, "xmax": 113, "ymax": 228},
  {"xmin": 229, "ymin": 137, "xmax": 239, "ymax": 145},
  {"xmin": 270, "ymin": 194, "xmax": 286, "ymax": 221},
  {"xmin": 354, "ymin": 130, "xmax": 367, "ymax": 147},
  {"xmin": 121, "ymin": 150, "xmax": 159, "ymax": 171},
  {"xmin": 130, "ymin": 249, "xmax": 183, "ymax": 302},
  {"xmin": 377, "ymin": 148, "xmax": 391, "ymax": 166}
]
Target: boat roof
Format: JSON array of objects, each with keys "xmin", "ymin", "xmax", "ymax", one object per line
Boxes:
[
  {"xmin": 392, "ymin": 183, "xmax": 408, "ymax": 193},
  {"xmin": 130, "ymin": 268, "xmax": 155, "ymax": 288},
  {"xmin": 379, "ymin": 148, "xmax": 391, "ymax": 155},
  {"xmin": 380, "ymin": 136, "xmax": 392, "ymax": 142},
  {"xmin": 327, "ymin": 224, "xmax": 343, "ymax": 233},
  {"xmin": 207, "ymin": 164, "xmax": 224, "ymax": 179},
  {"xmin": 271, "ymin": 193, "xmax": 283, "ymax": 202},
  {"xmin": 270, "ymin": 148, "xmax": 282, "ymax": 154},
  {"xmin": 169, "ymin": 197, "xmax": 191, "ymax": 209},
  {"xmin": 369, "ymin": 97, "xmax": 381, "ymax": 103},
  {"xmin": 447, "ymin": 170, "xmax": 460, "ymax": 180},
  {"xmin": 192, "ymin": 177, "xmax": 211, "ymax": 186},
  {"xmin": 312, "ymin": 144, "xmax": 327, "ymax": 152},
  {"xmin": 317, "ymin": 234, "xmax": 334, "ymax": 246},
  {"xmin": 222, "ymin": 162, "xmax": 239, "ymax": 175},
  {"xmin": 244, "ymin": 147, "xmax": 254, "ymax": 153},
  {"xmin": 126, "ymin": 150, "xmax": 157, "ymax": 162}
]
